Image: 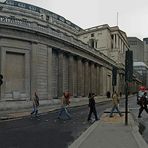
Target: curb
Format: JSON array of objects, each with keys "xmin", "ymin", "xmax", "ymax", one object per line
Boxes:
[
  {"xmin": 69, "ymin": 121, "xmax": 100, "ymax": 148},
  {"xmin": 129, "ymin": 114, "xmax": 148, "ymax": 148}
]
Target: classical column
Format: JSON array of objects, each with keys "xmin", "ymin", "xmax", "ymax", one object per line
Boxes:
[
  {"xmin": 89, "ymin": 62, "xmax": 92, "ymax": 93},
  {"xmin": 119, "ymin": 38, "xmax": 123, "ymax": 53},
  {"xmin": 96, "ymin": 66, "xmax": 100, "ymax": 95},
  {"xmin": 116, "ymin": 73, "xmax": 120, "ymax": 93},
  {"xmin": 81, "ymin": 60, "xmax": 85, "ymax": 97},
  {"xmin": 47, "ymin": 47, "xmax": 53, "ymax": 99},
  {"xmin": 94, "ymin": 64, "xmax": 97, "ymax": 95},
  {"xmin": 116, "ymin": 34, "xmax": 118, "ymax": 49},
  {"xmin": 89, "ymin": 62, "xmax": 91, "ymax": 93},
  {"xmin": 77, "ymin": 58, "xmax": 82, "ymax": 96},
  {"xmin": 58, "ymin": 51, "xmax": 64, "ymax": 97},
  {"xmin": 73, "ymin": 56, "xmax": 78, "ymax": 97},
  {"xmin": 69, "ymin": 55, "xmax": 74, "ymax": 96},
  {"xmin": 91, "ymin": 63, "xmax": 95, "ymax": 93},
  {"xmin": 113, "ymin": 34, "xmax": 116, "ymax": 49},
  {"xmin": 63, "ymin": 54, "xmax": 69, "ymax": 92},
  {"xmin": 84, "ymin": 61, "xmax": 89, "ymax": 96}
]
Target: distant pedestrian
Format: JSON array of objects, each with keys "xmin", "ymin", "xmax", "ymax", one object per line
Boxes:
[
  {"xmin": 31, "ymin": 92, "xmax": 39, "ymax": 117},
  {"xmin": 58, "ymin": 91, "xmax": 71, "ymax": 120},
  {"xmin": 87, "ymin": 93, "xmax": 99, "ymax": 122},
  {"xmin": 109, "ymin": 91, "xmax": 123, "ymax": 117},
  {"xmin": 138, "ymin": 92, "xmax": 148, "ymax": 118}
]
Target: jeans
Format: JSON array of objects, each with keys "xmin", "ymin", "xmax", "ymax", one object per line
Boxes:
[
  {"xmin": 31, "ymin": 105, "xmax": 38, "ymax": 116},
  {"xmin": 110, "ymin": 104, "xmax": 122, "ymax": 117},
  {"xmin": 58, "ymin": 106, "xmax": 71, "ymax": 119}
]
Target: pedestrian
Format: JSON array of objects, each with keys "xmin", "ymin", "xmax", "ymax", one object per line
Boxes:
[
  {"xmin": 58, "ymin": 91, "xmax": 71, "ymax": 120},
  {"xmin": 31, "ymin": 92, "xmax": 39, "ymax": 117},
  {"xmin": 109, "ymin": 91, "xmax": 123, "ymax": 117},
  {"xmin": 87, "ymin": 93, "xmax": 99, "ymax": 122},
  {"xmin": 138, "ymin": 92, "xmax": 148, "ymax": 118}
]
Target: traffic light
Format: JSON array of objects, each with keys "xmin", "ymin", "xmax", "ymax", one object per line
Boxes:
[
  {"xmin": 125, "ymin": 50, "xmax": 133, "ymax": 82},
  {"xmin": 0, "ymin": 74, "xmax": 3, "ymax": 85},
  {"xmin": 112, "ymin": 66, "xmax": 117, "ymax": 86}
]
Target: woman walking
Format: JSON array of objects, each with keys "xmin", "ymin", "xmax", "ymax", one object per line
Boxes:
[{"xmin": 109, "ymin": 91, "xmax": 123, "ymax": 117}]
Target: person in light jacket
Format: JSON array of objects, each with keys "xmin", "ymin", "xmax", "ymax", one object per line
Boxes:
[
  {"xmin": 31, "ymin": 92, "xmax": 39, "ymax": 117},
  {"xmin": 58, "ymin": 91, "xmax": 71, "ymax": 120},
  {"xmin": 109, "ymin": 91, "xmax": 123, "ymax": 117}
]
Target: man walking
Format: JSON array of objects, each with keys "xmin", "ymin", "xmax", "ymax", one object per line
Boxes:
[
  {"xmin": 87, "ymin": 93, "xmax": 99, "ymax": 122},
  {"xmin": 138, "ymin": 92, "xmax": 148, "ymax": 118}
]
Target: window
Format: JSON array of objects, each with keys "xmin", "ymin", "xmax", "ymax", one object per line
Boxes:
[
  {"xmin": 95, "ymin": 42, "xmax": 97, "ymax": 48},
  {"xmin": 91, "ymin": 33, "xmax": 94, "ymax": 37},
  {"xmin": 89, "ymin": 39, "xmax": 95, "ymax": 48},
  {"xmin": 46, "ymin": 15, "xmax": 49, "ymax": 21}
]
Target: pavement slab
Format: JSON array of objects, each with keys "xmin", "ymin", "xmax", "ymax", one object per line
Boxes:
[{"xmin": 69, "ymin": 112, "xmax": 148, "ymax": 148}]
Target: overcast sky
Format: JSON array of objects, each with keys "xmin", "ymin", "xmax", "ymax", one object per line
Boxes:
[{"xmin": 18, "ymin": 0, "xmax": 148, "ymax": 40}]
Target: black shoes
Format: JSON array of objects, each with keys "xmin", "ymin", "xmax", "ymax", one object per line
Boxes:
[{"xmin": 138, "ymin": 115, "xmax": 142, "ymax": 118}]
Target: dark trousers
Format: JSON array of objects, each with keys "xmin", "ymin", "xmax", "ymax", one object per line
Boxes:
[
  {"xmin": 88, "ymin": 107, "xmax": 98, "ymax": 121},
  {"xmin": 138, "ymin": 105, "xmax": 148, "ymax": 117}
]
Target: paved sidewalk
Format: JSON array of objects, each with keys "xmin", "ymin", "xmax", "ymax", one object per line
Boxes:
[{"xmin": 69, "ymin": 112, "xmax": 148, "ymax": 148}]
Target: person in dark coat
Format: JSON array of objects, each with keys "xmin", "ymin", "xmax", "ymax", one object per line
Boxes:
[
  {"xmin": 138, "ymin": 92, "xmax": 148, "ymax": 118},
  {"xmin": 87, "ymin": 93, "xmax": 98, "ymax": 121}
]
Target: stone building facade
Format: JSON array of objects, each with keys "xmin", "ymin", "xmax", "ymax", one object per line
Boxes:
[
  {"xmin": 78, "ymin": 24, "xmax": 129, "ymax": 65},
  {"xmin": 0, "ymin": 0, "xmax": 137, "ymax": 109}
]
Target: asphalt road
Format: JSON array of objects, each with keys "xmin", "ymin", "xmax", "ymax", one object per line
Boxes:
[
  {"xmin": 0, "ymin": 96, "xmax": 147, "ymax": 148},
  {"xmin": 0, "ymin": 101, "xmax": 112, "ymax": 148}
]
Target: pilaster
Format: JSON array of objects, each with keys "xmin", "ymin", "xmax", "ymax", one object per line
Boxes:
[
  {"xmin": 77, "ymin": 58, "xmax": 82, "ymax": 96},
  {"xmin": 73, "ymin": 56, "xmax": 78, "ymax": 97},
  {"xmin": 96, "ymin": 66, "xmax": 100, "ymax": 95},
  {"xmin": 47, "ymin": 47, "xmax": 52, "ymax": 99},
  {"xmin": 84, "ymin": 61, "xmax": 89, "ymax": 96},
  {"xmin": 69, "ymin": 55, "xmax": 74, "ymax": 96},
  {"xmin": 58, "ymin": 51, "xmax": 64, "ymax": 97}
]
